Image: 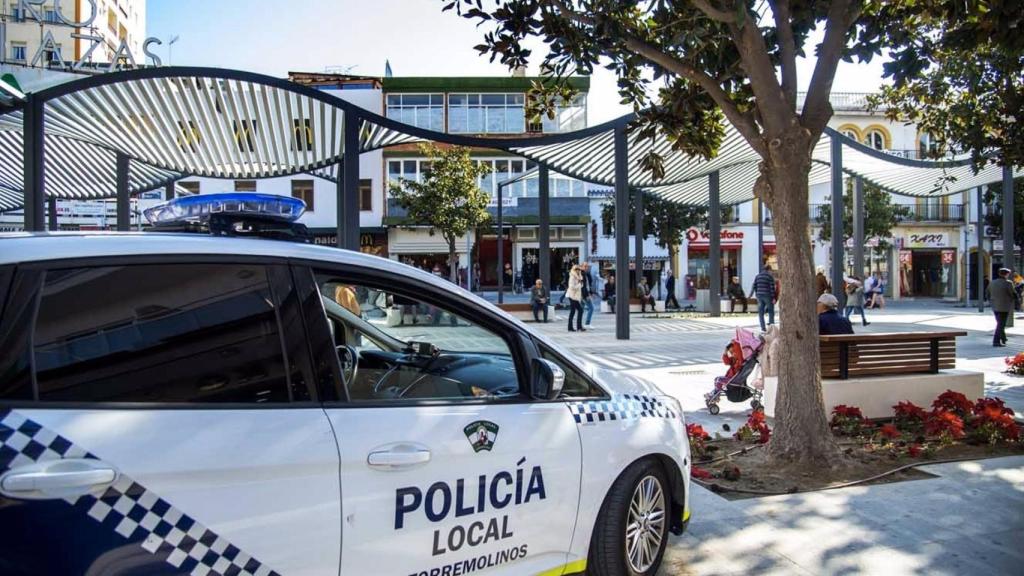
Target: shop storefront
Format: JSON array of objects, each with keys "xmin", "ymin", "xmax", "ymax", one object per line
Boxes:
[
  {"xmin": 897, "ymin": 231, "xmax": 959, "ymax": 299},
  {"xmin": 684, "ymin": 227, "xmax": 744, "ymax": 299},
  {"xmin": 311, "ymin": 229, "xmax": 389, "ymax": 257}
]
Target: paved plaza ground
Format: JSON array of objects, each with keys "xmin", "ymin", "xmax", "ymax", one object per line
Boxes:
[{"xmin": 524, "ymin": 299, "xmax": 1024, "ymax": 575}]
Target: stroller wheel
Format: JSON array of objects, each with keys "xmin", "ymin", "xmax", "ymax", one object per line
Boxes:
[
  {"xmin": 750, "ymin": 399, "xmax": 763, "ymax": 411},
  {"xmin": 708, "ymin": 403, "xmax": 721, "ymax": 415}
]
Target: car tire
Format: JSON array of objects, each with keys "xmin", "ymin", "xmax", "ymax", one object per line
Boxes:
[{"xmin": 588, "ymin": 460, "xmax": 671, "ymax": 576}]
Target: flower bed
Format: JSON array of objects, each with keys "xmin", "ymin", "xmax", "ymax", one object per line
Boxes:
[{"xmin": 688, "ymin": 390, "xmax": 1023, "ymax": 498}]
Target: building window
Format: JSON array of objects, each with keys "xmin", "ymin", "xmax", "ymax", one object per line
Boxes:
[
  {"xmin": 10, "ymin": 43, "xmax": 26, "ymax": 63},
  {"xmin": 292, "ymin": 180, "xmax": 315, "ymax": 212},
  {"xmin": 46, "ymin": 45, "xmax": 62, "ymax": 65},
  {"xmin": 107, "ymin": 8, "xmax": 117, "ymax": 33},
  {"xmin": 918, "ymin": 132, "xmax": 939, "ymax": 158},
  {"xmin": 448, "ymin": 93, "xmax": 526, "ymax": 134},
  {"xmin": 10, "ymin": 3, "xmax": 25, "ymax": 21},
  {"xmin": 44, "ymin": 8, "xmax": 58, "ymax": 22},
  {"xmin": 385, "ymin": 94, "xmax": 444, "ymax": 131},
  {"xmin": 234, "ymin": 180, "xmax": 257, "ymax": 192},
  {"xmin": 538, "ymin": 94, "xmax": 587, "ymax": 133},
  {"xmin": 863, "ymin": 126, "xmax": 891, "ymax": 150},
  {"xmin": 360, "ymin": 179, "xmax": 372, "ymax": 211},
  {"xmin": 292, "ymin": 119, "xmax": 313, "ymax": 152},
  {"xmin": 179, "ymin": 181, "xmax": 200, "ymax": 195}
]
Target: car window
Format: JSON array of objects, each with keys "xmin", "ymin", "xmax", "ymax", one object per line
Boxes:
[
  {"xmin": 315, "ymin": 272, "xmax": 522, "ymax": 402},
  {"xmin": 31, "ymin": 264, "xmax": 294, "ymax": 403},
  {"xmin": 540, "ymin": 345, "xmax": 605, "ymax": 398}
]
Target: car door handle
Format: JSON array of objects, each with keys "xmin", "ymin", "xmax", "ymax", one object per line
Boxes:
[
  {"xmin": 367, "ymin": 446, "xmax": 431, "ymax": 469},
  {"xmin": 0, "ymin": 459, "xmax": 117, "ymax": 500}
]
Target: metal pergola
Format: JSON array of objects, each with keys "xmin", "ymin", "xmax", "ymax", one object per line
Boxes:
[{"xmin": 1, "ymin": 66, "xmax": 1019, "ymax": 339}]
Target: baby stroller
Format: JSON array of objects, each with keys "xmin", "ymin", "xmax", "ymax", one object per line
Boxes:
[{"xmin": 705, "ymin": 328, "xmax": 764, "ymax": 415}]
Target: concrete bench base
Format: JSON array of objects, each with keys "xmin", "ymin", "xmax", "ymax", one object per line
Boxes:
[
  {"xmin": 504, "ymin": 305, "xmax": 556, "ymax": 322},
  {"xmin": 762, "ymin": 370, "xmax": 984, "ymax": 420},
  {"xmin": 600, "ymin": 300, "xmax": 665, "ymax": 313}
]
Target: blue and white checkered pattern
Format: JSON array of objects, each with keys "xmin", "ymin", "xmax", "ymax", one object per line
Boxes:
[
  {"xmin": 568, "ymin": 394, "xmax": 677, "ymax": 424},
  {"xmin": 0, "ymin": 409, "xmax": 280, "ymax": 576}
]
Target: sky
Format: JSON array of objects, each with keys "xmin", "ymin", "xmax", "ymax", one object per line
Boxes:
[{"xmin": 148, "ymin": 0, "xmax": 890, "ymax": 124}]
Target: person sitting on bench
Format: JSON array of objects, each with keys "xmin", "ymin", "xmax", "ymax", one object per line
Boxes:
[
  {"xmin": 636, "ymin": 277, "xmax": 656, "ymax": 313},
  {"xmin": 727, "ymin": 276, "xmax": 747, "ymax": 312}
]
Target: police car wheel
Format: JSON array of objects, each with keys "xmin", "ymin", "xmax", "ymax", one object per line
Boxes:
[{"xmin": 588, "ymin": 460, "xmax": 671, "ymax": 576}]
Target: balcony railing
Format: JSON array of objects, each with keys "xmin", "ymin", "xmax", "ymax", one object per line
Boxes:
[{"xmin": 810, "ymin": 203, "xmax": 964, "ymax": 223}]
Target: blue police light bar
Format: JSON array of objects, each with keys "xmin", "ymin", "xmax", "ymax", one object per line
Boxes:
[{"xmin": 144, "ymin": 193, "xmax": 306, "ymax": 225}]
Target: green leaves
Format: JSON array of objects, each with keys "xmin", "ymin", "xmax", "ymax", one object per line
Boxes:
[{"xmin": 815, "ymin": 180, "xmax": 911, "ymax": 246}]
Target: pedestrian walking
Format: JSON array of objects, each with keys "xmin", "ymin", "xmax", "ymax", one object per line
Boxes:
[
  {"xmin": 636, "ymin": 277, "xmax": 655, "ymax": 313},
  {"xmin": 989, "ymin": 267, "xmax": 1016, "ymax": 347},
  {"xmin": 603, "ymin": 274, "xmax": 617, "ymax": 312},
  {"xmin": 664, "ymin": 273, "xmax": 680, "ymax": 310},
  {"xmin": 750, "ymin": 265, "xmax": 776, "ymax": 331},
  {"xmin": 530, "ymin": 279, "xmax": 549, "ymax": 323},
  {"xmin": 567, "ymin": 264, "xmax": 585, "ymax": 332},
  {"xmin": 843, "ymin": 276, "xmax": 870, "ymax": 327},
  {"xmin": 815, "ymin": 266, "xmax": 831, "ymax": 297},
  {"xmin": 581, "ymin": 262, "xmax": 595, "ymax": 328},
  {"xmin": 865, "ymin": 271, "xmax": 886, "ymax": 309},
  {"xmin": 726, "ymin": 276, "xmax": 747, "ymax": 312}
]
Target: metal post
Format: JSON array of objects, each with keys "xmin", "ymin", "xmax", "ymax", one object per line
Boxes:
[
  {"xmin": 757, "ymin": 198, "xmax": 764, "ymax": 269},
  {"xmin": 115, "ymin": 153, "xmax": 130, "ymax": 231},
  {"xmin": 22, "ymin": 94, "xmax": 45, "ymax": 232},
  {"xmin": 709, "ymin": 171, "xmax": 721, "ymax": 317},
  {"xmin": 539, "ymin": 166, "xmax": 551, "ymax": 291},
  {"xmin": 47, "ymin": 197, "xmax": 57, "ymax": 230},
  {"xmin": 1003, "ymin": 165, "xmax": 1015, "ymax": 326},
  {"xmin": 634, "ymin": 188, "xmax": 644, "ymax": 295},
  {"xmin": 342, "ymin": 111, "xmax": 360, "ymax": 250},
  {"xmin": 614, "ymin": 126, "xmax": 630, "ymax": 340},
  {"xmin": 164, "ymin": 181, "xmax": 175, "ymax": 201},
  {"xmin": 853, "ymin": 177, "xmax": 865, "ymax": 278},
  {"xmin": 335, "ymin": 162, "xmax": 344, "ymax": 248},
  {"xmin": 830, "ymin": 134, "xmax": 845, "ymax": 307},
  {"xmin": 497, "ymin": 182, "xmax": 504, "ymax": 304},
  {"xmin": 978, "ymin": 186, "xmax": 985, "ymax": 313}
]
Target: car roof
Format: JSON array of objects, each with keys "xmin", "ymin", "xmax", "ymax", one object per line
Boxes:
[{"xmin": 0, "ymin": 232, "xmax": 589, "ymax": 373}]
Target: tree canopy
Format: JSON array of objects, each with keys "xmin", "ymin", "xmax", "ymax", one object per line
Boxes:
[
  {"xmin": 600, "ymin": 192, "xmax": 707, "ymax": 249},
  {"xmin": 816, "ymin": 181, "xmax": 911, "ymax": 248},
  {"xmin": 390, "ymin": 143, "xmax": 492, "ymax": 281}
]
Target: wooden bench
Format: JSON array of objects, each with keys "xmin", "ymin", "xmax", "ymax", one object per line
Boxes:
[{"xmin": 819, "ymin": 331, "xmax": 966, "ymax": 380}]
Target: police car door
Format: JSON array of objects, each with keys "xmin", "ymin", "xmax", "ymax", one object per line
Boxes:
[
  {"xmin": 0, "ymin": 261, "xmax": 341, "ymax": 575},
  {"xmin": 303, "ymin": 266, "xmax": 583, "ymax": 576}
]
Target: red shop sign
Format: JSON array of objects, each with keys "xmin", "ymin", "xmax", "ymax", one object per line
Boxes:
[
  {"xmin": 941, "ymin": 250, "xmax": 955, "ymax": 265},
  {"xmin": 685, "ymin": 228, "xmax": 744, "ymax": 246}
]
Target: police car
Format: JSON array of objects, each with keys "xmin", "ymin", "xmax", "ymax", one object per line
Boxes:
[{"xmin": 0, "ymin": 194, "xmax": 690, "ymax": 576}]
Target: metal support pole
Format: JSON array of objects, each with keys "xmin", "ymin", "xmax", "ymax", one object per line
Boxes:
[
  {"xmin": 614, "ymin": 126, "xmax": 630, "ymax": 340},
  {"xmin": 757, "ymin": 198, "xmax": 764, "ymax": 269},
  {"xmin": 22, "ymin": 94, "xmax": 45, "ymax": 232},
  {"xmin": 539, "ymin": 166, "xmax": 551, "ymax": 291},
  {"xmin": 115, "ymin": 153, "xmax": 130, "ymax": 231},
  {"xmin": 47, "ymin": 197, "xmax": 57, "ymax": 230},
  {"xmin": 335, "ymin": 162, "xmax": 344, "ymax": 248},
  {"xmin": 978, "ymin": 186, "xmax": 986, "ymax": 312},
  {"xmin": 1003, "ymin": 165, "xmax": 1015, "ymax": 326},
  {"xmin": 830, "ymin": 134, "xmax": 845, "ymax": 307},
  {"xmin": 853, "ymin": 177, "xmax": 865, "ymax": 278},
  {"xmin": 709, "ymin": 171, "xmax": 721, "ymax": 317},
  {"xmin": 634, "ymin": 188, "xmax": 644, "ymax": 292},
  {"xmin": 498, "ymin": 182, "xmax": 504, "ymax": 304},
  {"xmin": 342, "ymin": 111, "xmax": 361, "ymax": 251},
  {"xmin": 164, "ymin": 181, "xmax": 175, "ymax": 201}
]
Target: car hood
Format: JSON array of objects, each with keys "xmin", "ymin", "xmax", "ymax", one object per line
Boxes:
[{"xmin": 591, "ymin": 366, "xmax": 667, "ymax": 398}]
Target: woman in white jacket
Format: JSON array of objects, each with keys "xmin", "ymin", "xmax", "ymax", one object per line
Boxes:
[{"xmin": 566, "ymin": 264, "xmax": 585, "ymax": 332}]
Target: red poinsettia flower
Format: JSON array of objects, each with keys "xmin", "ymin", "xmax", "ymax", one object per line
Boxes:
[
  {"xmin": 686, "ymin": 423, "xmax": 711, "ymax": 441},
  {"xmin": 973, "ymin": 397, "xmax": 1014, "ymax": 417},
  {"xmin": 925, "ymin": 410, "xmax": 965, "ymax": 439},
  {"xmin": 832, "ymin": 405, "xmax": 865, "ymax": 419},
  {"xmin": 907, "ymin": 444, "xmax": 922, "ymax": 457},
  {"xmin": 879, "ymin": 423, "xmax": 901, "ymax": 440},
  {"xmin": 691, "ymin": 466, "xmax": 713, "ymax": 480},
  {"xmin": 932, "ymin": 390, "xmax": 973, "ymax": 418},
  {"xmin": 893, "ymin": 401, "xmax": 927, "ymax": 422}
]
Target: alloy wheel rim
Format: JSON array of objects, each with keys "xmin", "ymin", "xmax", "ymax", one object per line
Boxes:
[{"xmin": 625, "ymin": 475, "xmax": 666, "ymax": 573}]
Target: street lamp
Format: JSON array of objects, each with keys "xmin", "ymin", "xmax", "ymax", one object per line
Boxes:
[{"xmin": 495, "ymin": 168, "xmax": 539, "ymax": 304}]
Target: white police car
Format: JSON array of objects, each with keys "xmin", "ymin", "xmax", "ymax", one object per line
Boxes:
[{"xmin": 0, "ymin": 194, "xmax": 690, "ymax": 576}]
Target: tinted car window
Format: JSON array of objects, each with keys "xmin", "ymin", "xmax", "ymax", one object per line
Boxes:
[
  {"xmin": 32, "ymin": 264, "xmax": 291, "ymax": 403},
  {"xmin": 540, "ymin": 346, "xmax": 604, "ymax": 398}
]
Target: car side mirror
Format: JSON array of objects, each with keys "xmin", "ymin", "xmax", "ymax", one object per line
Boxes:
[{"xmin": 531, "ymin": 358, "xmax": 565, "ymax": 400}]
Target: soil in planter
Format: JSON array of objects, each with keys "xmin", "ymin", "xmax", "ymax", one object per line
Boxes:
[{"xmin": 693, "ymin": 438, "xmax": 1023, "ymax": 501}]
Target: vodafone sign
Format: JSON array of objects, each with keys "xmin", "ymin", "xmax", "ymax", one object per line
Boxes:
[{"xmin": 685, "ymin": 228, "xmax": 745, "ymax": 246}]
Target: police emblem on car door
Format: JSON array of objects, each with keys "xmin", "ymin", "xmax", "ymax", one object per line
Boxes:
[{"xmin": 464, "ymin": 421, "xmax": 498, "ymax": 452}]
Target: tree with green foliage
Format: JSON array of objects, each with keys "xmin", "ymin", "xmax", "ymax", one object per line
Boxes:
[
  {"xmin": 390, "ymin": 144, "xmax": 492, "ymax": 282},
  {"xmin": 601, "ymin": 193, "xmax": 707, "ymax": 277},
  {"xmin": 815, "ymin": 182, "xmax": 912, "ymax": 267},
  {"xmin": 440, "ymin": 0, "xmax": 1015, "ymax": 464},
  {"xmin": 866, "ymin": 2, "xmax": 1024, "ymax": 169},
  {"xmin": 982, "ymin": 179, "xmax": 1024, "ymax": 270}
]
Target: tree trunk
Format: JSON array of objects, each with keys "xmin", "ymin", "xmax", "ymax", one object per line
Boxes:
[
  {"xmin": 761, "ymin": 140, "xmax": 842, "ymax": 465},
  {"xmin": 448, "ymin": 238, "xmax": 458, "ymax": 284}
]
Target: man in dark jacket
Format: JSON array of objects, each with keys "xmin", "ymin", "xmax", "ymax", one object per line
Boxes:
[
  {"xmin": 749, "ymin": 265, "xmax": 776, "ymax": 331},
  {"xmin": 989, "ymin": 268, "xmax": 1016, "ymax": 347},
  {"xmin": 664, "ymin": 274, "xmax": 680, "ymax": 310},
  {"xmin": 817, "ymin": 293, "xmax": 854, "ymax": 335},
  {"xmin": 530, "ymin": 279, "xmax": 550, "ymax": 323},
  {"xmin": 603, "ymin": 274, "xmax": 616, "ymax": 311},
  {"xmin": 727, "ymin": 276, "xmax": 747, "ymax": 313}
]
